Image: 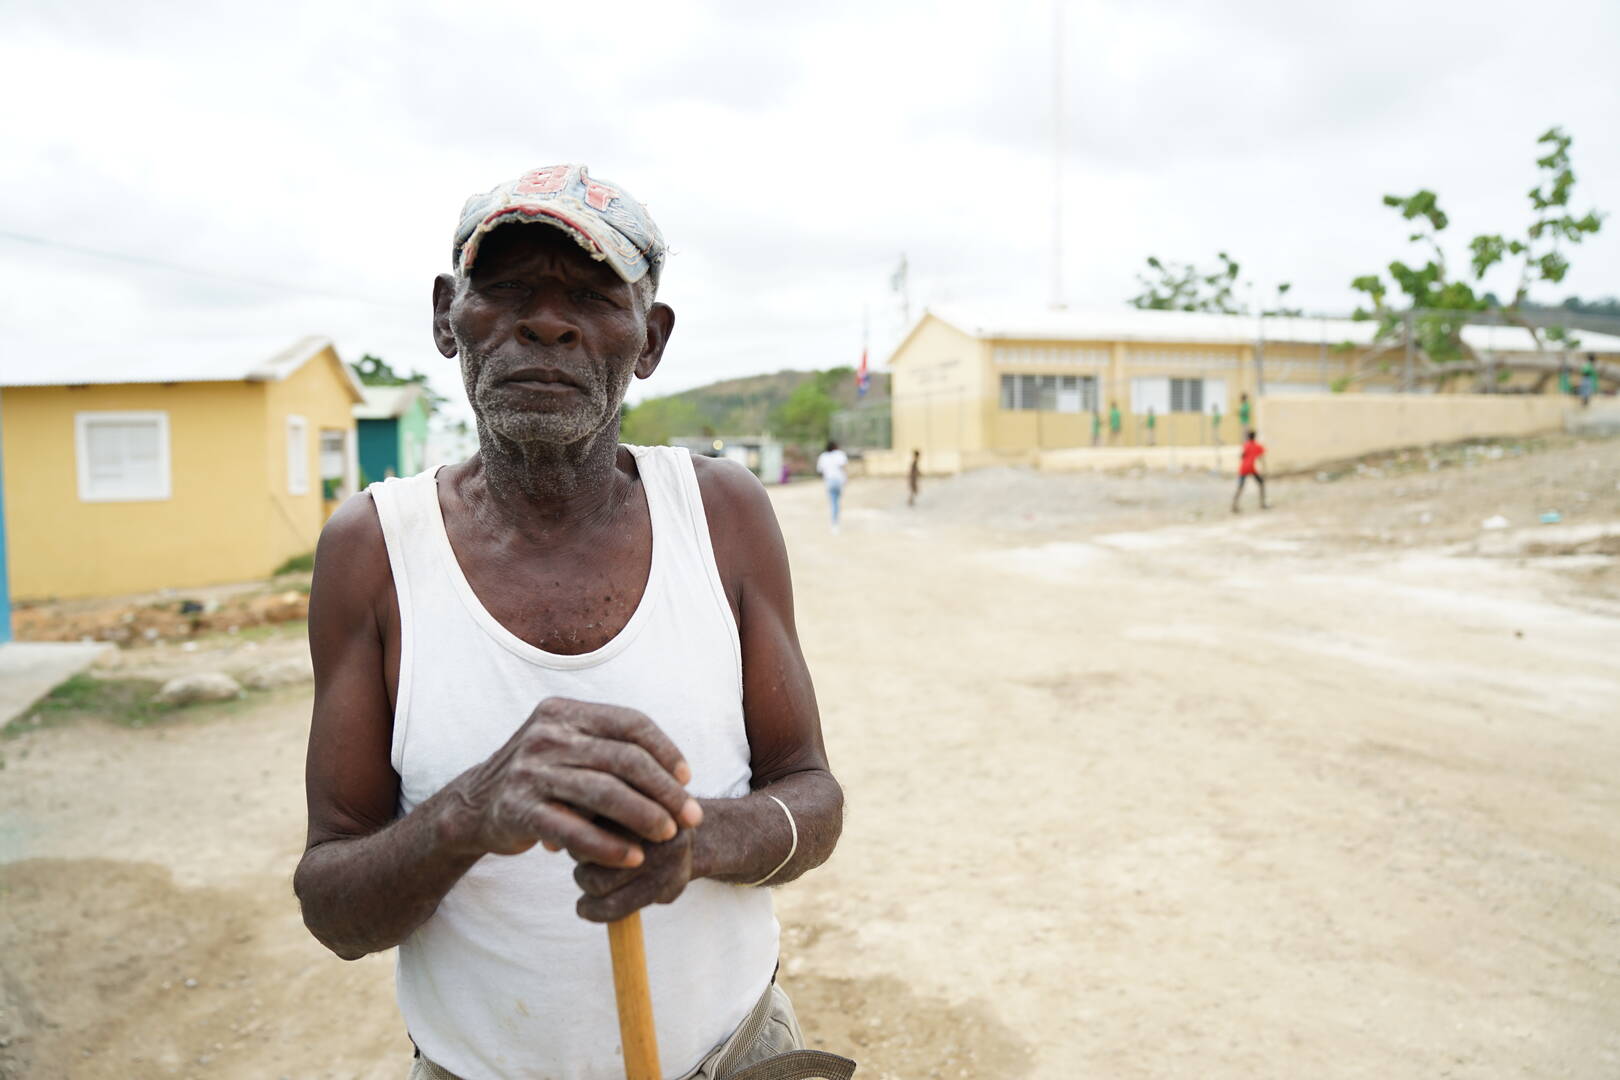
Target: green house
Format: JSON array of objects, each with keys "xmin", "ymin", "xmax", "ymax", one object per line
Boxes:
[{"xmin": 355, "ymin": 384, "xmax": 431, "ymax": 486}]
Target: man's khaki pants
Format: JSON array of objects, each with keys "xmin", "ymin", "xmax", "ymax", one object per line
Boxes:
[{"xmin": 409, "ymin": 981, "xmax": 854, "ymax": 1080}]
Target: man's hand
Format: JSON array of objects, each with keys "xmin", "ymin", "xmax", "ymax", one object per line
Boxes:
[
  {"xmin": 445, "ymin": 697, "xmax": 703, "ymax": 870},
  {"xmin": 572, "ymin": 829, "xmax": 694, "ymax": 923}
]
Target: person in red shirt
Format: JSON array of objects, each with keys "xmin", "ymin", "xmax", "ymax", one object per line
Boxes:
[{"xmin": 1232, "ymin": 429, "xmax": 1268, "ymax": 512}]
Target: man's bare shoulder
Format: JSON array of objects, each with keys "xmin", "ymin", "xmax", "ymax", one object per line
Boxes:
[
  {"xmin": 311, "ymin": 491, "xmax": 392, "ymax": 610},
  {"xmin": 317, "ymin": 491, "xmax": 386, "ymax": 558},
  {"xmin": 689, "ymin": 453, "xmax": 777, "ymax": 530}
]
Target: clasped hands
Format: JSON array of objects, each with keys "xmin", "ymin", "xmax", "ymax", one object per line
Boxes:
[{"xmin": 448, "ymin": 696, "xmax": 704, "ymax": 923}]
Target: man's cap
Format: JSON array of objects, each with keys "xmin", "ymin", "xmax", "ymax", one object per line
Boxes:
[{"xmin": 452, "ymin": 164, "xmax": 666, "ymax": 285}]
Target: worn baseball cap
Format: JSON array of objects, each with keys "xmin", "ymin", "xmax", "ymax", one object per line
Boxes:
[{"xmin": 452, "ymin": 164, "xmax": 666, "ymax": 286}]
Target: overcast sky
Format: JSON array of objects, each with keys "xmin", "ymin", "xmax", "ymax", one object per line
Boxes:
[{"xmin": 3, "ymin": 0, "xmax": 1617, "ymax": 414}]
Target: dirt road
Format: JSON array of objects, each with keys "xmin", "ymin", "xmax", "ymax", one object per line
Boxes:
[{"xmin": 3, "ymin": 436, "xmax": 1617, "ymax": 1079}]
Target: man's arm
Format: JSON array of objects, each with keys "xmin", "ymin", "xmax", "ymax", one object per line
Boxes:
[
  {"xmin": 573, "ymin": 458, "xmax": 843, "ymax": 922},
  {"xmin": 293, "ymin": 495, "xmax": 700, "ymax": 959}
]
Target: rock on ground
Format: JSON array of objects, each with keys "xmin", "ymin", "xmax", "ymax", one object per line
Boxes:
[
  {"xmin": 155, "ymin": 672, "xmax": 242, "ymax": 706},
  {"xmin": 238, "ymin": 656, "xmax": 314, "ymax": 691}
]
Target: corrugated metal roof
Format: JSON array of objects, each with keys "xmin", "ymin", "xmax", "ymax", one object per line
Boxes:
[
  {"xmin": 0, "ymin": 335, "xmax": 366, "ymax": 402},
  {"xmin": 353, "ymin": 383, "xmax": 424, "ymax": 420},
  {"xmin": 914, "ymin": 304, "xmax": 1620, "ymax": 356}
]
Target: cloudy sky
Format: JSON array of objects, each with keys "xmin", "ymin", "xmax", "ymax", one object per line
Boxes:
[{"xmin": 3, "ymin": 0, "xmax": 1617, "ymax": 414}]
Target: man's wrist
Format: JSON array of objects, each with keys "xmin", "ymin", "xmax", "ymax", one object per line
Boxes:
[
  {"xmin": 688, "ymin": 797, "xmax": 724, "ymax": 881},
  {"xmin": 429, "ymin": 778, "xmax": 488, "ymax": 859}
]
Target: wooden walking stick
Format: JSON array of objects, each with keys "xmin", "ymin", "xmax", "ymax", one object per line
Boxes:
[{"xmin": 607, "ymin": 911, "xmax": 660, "ymax": 1080}]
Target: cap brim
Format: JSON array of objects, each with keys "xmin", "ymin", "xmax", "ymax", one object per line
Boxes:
[{"xmin": 459, "ymin": 204, "xmax": 647, "ymax": 284}]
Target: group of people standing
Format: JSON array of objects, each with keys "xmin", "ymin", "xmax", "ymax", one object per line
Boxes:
[{"xmin": 1088, "ymin": 392, "xmax": 1254, "ymax": 448}]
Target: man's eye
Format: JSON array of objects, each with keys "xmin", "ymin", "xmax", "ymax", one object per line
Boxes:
[{"xmin": 574, "ymin": 289, "xmax": 612, "ymax": 304}]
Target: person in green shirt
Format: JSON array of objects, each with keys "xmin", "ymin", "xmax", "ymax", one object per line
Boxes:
[
  {"xmin": 1558, "ymin": 358, "xmax": 1573, "ymax": 396},
  {"xmin": 1108, "ymin": 401, "xmax": 1122, "ymax": 444},
  {"xmin": 1146, "ymin": 406, "xmax": 1157, "ymax": 445},
  {"xmin": 1238, "ymin": 392, "xmax": 1252, "ymax": 430},
  {"xmin": 1580, "ymin": 353, "xmax": 1598, "ymax": 407}
]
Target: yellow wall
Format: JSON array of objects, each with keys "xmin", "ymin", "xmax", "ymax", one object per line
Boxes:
[
  {"xmin": 890, "ymin": 317, "xmax": 988, "ymax": 460},
  {"xmin": 1259, "ymin": 393, "xmax": 1570, "ymax": 473},
  {"xmin": 3, "ymin": 346, "xmax": 359, "ymax": 600},
  {"xmin": 4, "ymin": 382, "xmax": 271, "ymax": 599},
  {"xmin": 261, "ymin": 346, "xmax": 358, "ymax": 571}
]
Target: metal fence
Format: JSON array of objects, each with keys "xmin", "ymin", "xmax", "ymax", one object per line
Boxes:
[{"xmin": 830, "ymin": 400, "xmax": 892, "ymax": 450}]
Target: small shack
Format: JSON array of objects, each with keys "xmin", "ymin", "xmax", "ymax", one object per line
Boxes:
[
  {"xmin": 355, "ymin": 383, "xmax": 432, "ymax": 483},
  {"xmin": 671, "ymin": 435, "xmax": 784, "ymax": 482},
  {"xmin": 0, "ymin": 336, "xmax": 362, "ymax": 600}
]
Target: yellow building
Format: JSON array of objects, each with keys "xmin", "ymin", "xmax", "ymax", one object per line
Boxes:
[
  {"xmin": 885, "ymin": 305, "xmax": 1620, "ymax": 465},
  {"xmin": 0, "ymin": 337, "xmax": 362, "ymax": 600}
]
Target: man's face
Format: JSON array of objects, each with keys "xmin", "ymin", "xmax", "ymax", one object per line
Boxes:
[{"xmin": 433, "ymin": 224, "xmax": 671, "ymax": 447}]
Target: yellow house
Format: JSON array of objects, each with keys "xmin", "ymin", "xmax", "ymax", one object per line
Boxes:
[
  {"xmin": 0, "ymin": 337, "xmax": 362, "ymax": 600},
  {"xmin": 885, "ymin": 305, "xmax": 1620, "ymax": 465}
]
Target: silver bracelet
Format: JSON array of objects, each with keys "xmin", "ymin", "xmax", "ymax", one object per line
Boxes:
[{"xmin": 742, "ymin": 794, "xmax": 798, "ymax": 888}]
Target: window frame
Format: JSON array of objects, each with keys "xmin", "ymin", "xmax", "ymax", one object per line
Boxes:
[
  {"xmin": 287, "ymin": 414, "xmax": 310, "ymax": 495},
  {"xmin": 74, "ymin": 410, "xmax": 172, "ymax": 503},
  {"xmin": 999, "ymin": 372, "xmax": 1097, "ymax": 413}
]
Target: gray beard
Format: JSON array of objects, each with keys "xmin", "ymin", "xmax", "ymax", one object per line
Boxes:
[
  {"xmin": 457, "ymin": 331, "xmax": 636, "ymax": 449},
  {"xmin": 456, "ymin": 329, "xmax": 637, "ymax": 500}
]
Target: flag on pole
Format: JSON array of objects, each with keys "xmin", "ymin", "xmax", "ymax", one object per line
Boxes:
[{"xmin": 857, "ymin": 308, "xmax": 870, "ymax": 397}]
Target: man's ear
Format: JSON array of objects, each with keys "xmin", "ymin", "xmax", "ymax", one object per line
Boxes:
[
  {"xmin": 432, "ymin": 274, "xmax": 459, "ymax": 358},
  {"xmin": 636, "ymin": 302, "xmax": 675, "ymax": 380}
]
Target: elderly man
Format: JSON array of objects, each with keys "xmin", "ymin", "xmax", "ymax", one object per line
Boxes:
[{"xmin": 293, "ymin": 165, "xmax": 847, "ymax": 1080}]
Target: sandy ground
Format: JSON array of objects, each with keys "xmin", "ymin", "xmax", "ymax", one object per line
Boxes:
[{"xmin": 2, "ymin": 435, "xmax": 1618, "ymax": 1080}]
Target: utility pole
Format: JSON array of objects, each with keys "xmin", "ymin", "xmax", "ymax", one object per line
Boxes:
[{"xmin": 1050, "ymin": 0, "xmax": 1065, "ymax": 311}]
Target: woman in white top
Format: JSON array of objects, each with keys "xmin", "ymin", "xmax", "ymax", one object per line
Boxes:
[{"xmin": 814, "ymin": 439, "xmax": 849, "ymax": 532}]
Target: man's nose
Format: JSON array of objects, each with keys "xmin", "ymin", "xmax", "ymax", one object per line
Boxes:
[{"xmin": 516, "ymin": 301, "xmax": 579, "ymax": 347}]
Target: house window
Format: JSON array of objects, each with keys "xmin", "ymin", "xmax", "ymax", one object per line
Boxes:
[
  {"xmin": 1169, "ymin": 378, "xmax": 1204, "ymax": 413},
  {"xmin": 1129, "ymin": 377, "xmax": 1171, "ymax": 415},
  {"xmin": 287, "ymin": 415, "xmax": 310, "ymax": 495},
  {"xmin": 319, "ymin": 430, "xmax": 349, "ymax": 500},
  {"xmin": 1133, "ymin": 377, "xmax": 1209, "ymax": 413},
  {"xmin": 999, "ymin": 374, "xmax": 1097, "ymax": 412},
  {"xmin": 75, "ymin": 411, "xmax": 171, "ymax": 502}
]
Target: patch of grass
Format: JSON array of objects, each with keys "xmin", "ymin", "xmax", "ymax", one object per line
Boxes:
[
  {"xmin": 4, "ymin": 674, "xmax": 170, "ymax": 738},
  {"xmin": 273, "ymin": 551, "xmax": 316, "ymax": 575},
  {"xmin": 190, "ymin": 618, "xmax": 309, "ymax": 648}
]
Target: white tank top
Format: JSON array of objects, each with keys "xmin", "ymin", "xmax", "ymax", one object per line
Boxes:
[{"xmin": 369, "ymin": 445, "xmax": 778, "ymax": 1080}]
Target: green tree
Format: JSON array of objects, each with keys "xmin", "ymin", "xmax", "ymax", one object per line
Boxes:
[
  {"xmin": 1129, "ymin": 253, "xmax": 1298, "ymax": 315},
  {"xmin": 770, "ymin": 375, "xmax": 840, "ymax": 447},
  {"xmin": 350, "ymin": 354, "xmax": 448, "ymax": 412},
  {"xmin": 1559, "ymin": 295, "xmax": 1620, "ymax": 317},
  {"xmin": 1348, "ymin": 127, "xmax": 1605, "ymax": 390},
  {"xmin": 620, "ymin": 396, "xmax": 705, "ymax": 446}
]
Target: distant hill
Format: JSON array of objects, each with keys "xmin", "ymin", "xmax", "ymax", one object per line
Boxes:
[{"xmin": 622, "ymin": 367, "xmax": 889, "ymax": 446}]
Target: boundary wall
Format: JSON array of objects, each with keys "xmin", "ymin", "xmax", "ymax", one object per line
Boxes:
[{"xmin": 1259, "ymin": 394, "xmax": 1570, "ymax": 473}]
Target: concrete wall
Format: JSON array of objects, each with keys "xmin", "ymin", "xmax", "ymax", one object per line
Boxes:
[
  {"xmin": 1259, "ymin": 393, "xmax": 1570, "ymax": 473},
  {"xmin": 890, "ymin": 317, "xmax": 986, "ymax": 457},
  {"xmin": 261, "ymin": 345, "xmax": 359, "ymax": 573},
  {"xmin": 4, "ymin": 381, "xmax": 271, "ymax": 599}
]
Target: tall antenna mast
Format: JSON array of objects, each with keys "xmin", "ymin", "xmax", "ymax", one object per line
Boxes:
[{"xmin": 1050, "ymin": 0, "xmax": 1066, "ymax": 310}]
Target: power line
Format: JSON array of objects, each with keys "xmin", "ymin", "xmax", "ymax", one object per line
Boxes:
[{"xmin": 0, "ymin": 227, "xmax": 417, "ymax": 311}]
